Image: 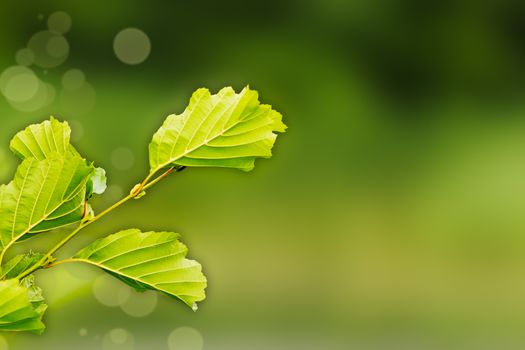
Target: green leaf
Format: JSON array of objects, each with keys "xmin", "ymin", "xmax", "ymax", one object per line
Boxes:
[
  {"xmin": 85, "ymin": 166, "xmax": 108, "ymax": 199},
  {"xmin": 1, "ymin": 252, "xmax": 46, "ymax": 280},
  {"xmin": 9, "ymin": 117, "xmax": 107, "ymax": 198},
  {"xmin": 149, "ymin": 86, "xmax": 286, "ymax": 173},
  {"xmin": 0, "ymin": 153, "xmax": 94, "ymax": 249},
  {"xmin": 73, "ymin": 229, "xmax": 207, "ymax": 310},
  {"xmin": 9, "ymin": 116, "xmax": 72, "ymax": 160},
  {"xmin": 0, "ymin": 278, "xmax": 47, "ymax": 334},
  {"xmin": 89, "ymin": 167, "xmax": 107, "ymax": 196}
]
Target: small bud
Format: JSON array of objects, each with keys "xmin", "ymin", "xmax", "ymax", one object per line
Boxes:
[
  {"xmin": 133, "ymin": 190, "xmax": 146, "ymax": 199},
  {"xmin": 130, "ymin": 183, "xmax": 142, "ymax": 196}
]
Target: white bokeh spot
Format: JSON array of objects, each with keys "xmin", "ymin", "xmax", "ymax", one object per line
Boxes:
[
  {"xmin": 0, "ymin": 66, "xmax": 40, "ymax": 104},
  {"xmin": 119, "ymin": 287, "xmax": 158, "ymax": 318},
  {"xmin": 28, "ymin": 30, "xmax": 69, "ymax": 68},
  {"xmin": 111, "ymin": 147, "xmax": 135, "ymax": 170},
  {"xmin": 62, "ymin": 69, "xmax": 86, "ymax": 90},
  {"xmin": 15, "ymin": 48, "xmax": 35, "ymax": 66},
  {"xmin": 93, "ymin": 274, "xmax": 126, "ymax": 307},
  {"xmin": 113, "ymin": 28, "xmax": 151, "ymax": 65},
  {"xmin": 102, "ymin": 328, "xmax": 135, "ymax": 350},
  {"xmin": 168, "ymin": 327, "xmax": 203, "ymax": 350},
  {"xmin": 47, "ymin": 11, "xmax": 72, "ymax": 34}
]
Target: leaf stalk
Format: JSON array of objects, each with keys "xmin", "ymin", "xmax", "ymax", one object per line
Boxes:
[{"xmin": 15, "ymin": 166, "xmax": 182, "ymax": 280}]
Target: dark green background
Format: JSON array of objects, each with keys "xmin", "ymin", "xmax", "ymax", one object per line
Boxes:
[{"xmin": 2, "ymin": 1, "xmax": 525, "ymax": 349}]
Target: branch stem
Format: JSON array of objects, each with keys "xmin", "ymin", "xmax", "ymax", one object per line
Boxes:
[
  {"xmin": 44, "ymin": 258, "xmax": 79, "ymax": 269},
  {"xmin": 15, "ymin": 166, "xmax": 182, "ymax": 280}
]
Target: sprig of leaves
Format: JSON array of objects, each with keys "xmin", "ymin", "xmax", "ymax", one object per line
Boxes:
[{"xmin": 0, "ymin": 86, "xmax": 286, "ymax": 334}]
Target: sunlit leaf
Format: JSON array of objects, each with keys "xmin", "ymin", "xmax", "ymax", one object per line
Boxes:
[
  {"xmin": 0, "ymin": 153, "xmax": 94, "ymax": 249},
  {"xmin": 73, "ymin": 229, "xmax": 207, "ymax": 310},
  {"xmin": 86, "ymin": 167, "xmax": 107, "ymax": 197},
  {"xmin": 1, "ymin": 252, "xmax": 45, "ymax": 280},
  {"xmin": 0, "ymin": 278, "xmax": 47, "ymax": 334},
  {"xmin": 149, "ymin": 86, "xmax": 286, "ymax": 172},
  {"xmin": 9, "ymin": 117, "xmax": 106, "ymax": 196},
  {"xmin": 0, "ymin": 86, "xmax": 286, "ymax": 335},
  {"xmin": 10, "ymin": 116, "xmax": 72, "ymax": 160}
]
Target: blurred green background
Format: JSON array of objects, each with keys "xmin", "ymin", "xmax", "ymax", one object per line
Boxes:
[{"xmin": 2, "ymin": 0, "xmax": 525, "ymax": 349}]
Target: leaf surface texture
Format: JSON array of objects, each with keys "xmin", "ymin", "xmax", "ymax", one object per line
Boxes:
[
  {"xmin": 149, "ymin": 86, "xmax": 286, "ymax": 172},
  {"xmin": 73, "ymin": 229, "xmax": 207, "ymax": 310}
]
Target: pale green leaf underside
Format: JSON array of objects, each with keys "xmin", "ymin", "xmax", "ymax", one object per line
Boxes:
[
  {"xmin": 73, "ymin": 229, "xmax": 207, "ymax": 310},
  {"xmin": 0, "ymin": 153, "xmax": 93, "ymax": 249},
  {"xmin": 149, "ymin": 86, "xmax": 286, "ymax": 172},
  {"xmin": 88, "ymin": 167, "xmax": 107, "ymax": 196},
  {"xmin": 0, "ymin": 279, "xmax": 47, "ymax": 334}
]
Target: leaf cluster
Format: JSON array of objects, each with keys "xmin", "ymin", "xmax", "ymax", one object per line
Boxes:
[{"xmin": 0, "ymin": 86, "xmax": 286, "ymax": 334}]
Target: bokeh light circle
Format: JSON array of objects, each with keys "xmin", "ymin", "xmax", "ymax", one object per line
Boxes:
[
  {"xmin": 105, "ymin": 185, "xmax": 124, "ymax": 202},
  {"xmin": 111, "ymin": 147, "xmax": 135, "ymax": 170},
  {"xmin": 0, "ymin": 66, "xmax": 39, "ymax": 102},
  {"xmin": 28, "ymin": 30, "xmax": 69, "ymax": 68},
  {"xmin": 119, "ymin": 288, "xmax": 158, "ymax": 318},
  {"xmin": 117, "ymin": 284, "xmax": 131, "ymax": 303},
  {"xmin": 93, "ymin": 274, "xmax": 126, "ymax": 307},
  {"xmin": 44, "ymin": 82, "xmax": 56, "ymax": 104},
  {"xmin": 102, "ymin": 328, "xmax": 135, "ymax": 350},
  {"xmin": 168, "ymin": 327, "xmax": 203, "ymax": 350},
  {"xmin": 47, "ymin": 36, "xmax": 69, "ymax": 58},
  {"xmin": 79, "ymin": 328, "xmax": 88, "ymax": 336},
  {"xmin": 47, "ymin": 11, "xmax": 72, "ymax": 34},
  {"xmin": 113, "ymin": 28, "xmax": 151, "ymax": 65},
  {"xmin": 59, "ymin": 81, "xmax": 96, "ymax": 115},
  {"xmin": 15, "ymin": 48, "xmax": 35, "ymax": 66},
  {"xmin": 7, "ymin": 80, "xmax": 55, "ymax": 112},
  {"xmin": 62, "ymin": 69, "xmax": 86, "ymax": 90},
  {"xmin": 4, "ymin": 73, "xmax": 39, "ymax": 102}
]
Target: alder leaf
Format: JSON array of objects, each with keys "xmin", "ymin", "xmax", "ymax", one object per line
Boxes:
[
  {"xmin": 1, "ymin": 252, "xmax": 46, "ymax": 280},
  {"xmin": 9, "ymin": 116, "xmax": 73, "ymax": 160},
  {"xmin": 149, "ymin": 86, "xmax": 286, "ymax": 172},
  {"xmin": 0, "ymin": 278, "xmax": 47, "ymax": 334},
  {"xmin": 0, "ymin": 153, "xmax": 94, "ymax": 249},
  {"xmin": 73, "ymin": 229, "xmax": 207, "ymax": 310},
  {"xmin": 9, "ymin": 117, "xmax": 107, "ymax": 196},
  {"xmin": 88, "ymin": 167, "xmax": 107, "ymax": 196},
  {"xmin": 0, "ymin": 86, "xmax": 287, "ymax": 335}
]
